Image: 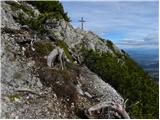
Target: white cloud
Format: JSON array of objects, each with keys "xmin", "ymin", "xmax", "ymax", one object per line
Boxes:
[{"xmin": 62, "ymin": 1, "xmax": 158, "ymax": 49}]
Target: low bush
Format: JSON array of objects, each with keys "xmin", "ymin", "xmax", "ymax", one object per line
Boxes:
[
  {"xmin": 27, "ymin": 1, "xmax": 71, "ymax": 22},
  {"xmin": 83, "ymin": 49, "xmax": 158, "ymax": 119},
  {"xmin": 34, "ymin": 41, "xmax": 53, "ymax": 56}
]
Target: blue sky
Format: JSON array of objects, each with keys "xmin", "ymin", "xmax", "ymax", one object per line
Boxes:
[{"xmin": 61, "ymin": 1, "xmax": 159, "ymax": 49}]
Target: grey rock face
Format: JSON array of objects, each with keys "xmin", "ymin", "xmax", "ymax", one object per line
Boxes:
[
  {"xmin": 45, "ymin": 19, "xmax": 122, "ymax": 54},
  {"xmin": 80, "ymin": 66, "xmax": 123, "ymax": 105},
  {"xmin": 112, "ymin": 44, "xmax": 123, "ymax": 54},
  {"xmin": 1, "ymin": 31, "xmax": 43, "ymax": 118},
  {"xmin": 1, "ymin": 30, "xmax": 78, "ymax": 119},
  {"xmin": 44, "ymin": 19, "xmax": 79, "ymax": 48},
  {"xmin": 1, "ymin": 2, "xmax": 20, "ymax": 29}
]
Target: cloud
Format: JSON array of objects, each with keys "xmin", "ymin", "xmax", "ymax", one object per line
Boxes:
[
  {"xmin": 61, "ymin": 1, "xmax": 158, "ymax": 49},
  {"xmin": 116, "ymin": 33, "xmax": 158, "ymax": 48},
  {"xmin": 143, "ymin": 33, "xmax": 158, "ymax": 42}
]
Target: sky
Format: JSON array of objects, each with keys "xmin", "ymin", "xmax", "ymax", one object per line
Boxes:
[{"xmin": 61, "ymin": 1, "xmax": 159, "ymax": 49}]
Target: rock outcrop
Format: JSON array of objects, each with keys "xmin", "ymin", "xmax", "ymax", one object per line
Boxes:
[
  {"xmin": 44, "ymin": 18, "xmax": 122, "ymax": 54},
  {"xmin": 1, "ymin": 1, "xmax": 129, "ymax": 119}
]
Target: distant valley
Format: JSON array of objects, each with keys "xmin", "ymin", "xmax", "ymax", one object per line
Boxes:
[{"xmin": 124, "ymin": 48, "xmax": 159, "ymax": 82}]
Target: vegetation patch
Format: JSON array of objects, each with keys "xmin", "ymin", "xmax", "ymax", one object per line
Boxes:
[
  {"xmin": 56, "ymin": 40, "xmax": 73, "ymax": 62},
  {"xmin": 16, "ymin": 11, "xmax": 67, "ymax": 34},
  {"xmin": 7, "ymin": 93, "xmax": 21, "ymax": 102},
  {"xmin": 34, "ymin": 41, "xmax": 53, "ymax": 56},
  {"xmin": 13, "ymin": 1, "xmax": 71, "ymax": 34},
  {"xmin": 38, "ymin": 65, "xmax": 81, "ymax": 104},
  {"xmin": 83, "ymin": 49, "xmax": 159, "ymax": 119},
  {"xmin": 16, "ymin": 13, "xmax": 47, "ymax": 33},
  {"xmin": 27, "ymin": 1, "xmax": 71, "ymax": 22},
  {"xmin": 106, "ymin": 40, "xmax": 115, "ymax": 52}
]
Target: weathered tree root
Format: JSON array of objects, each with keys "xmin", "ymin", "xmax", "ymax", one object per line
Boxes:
[
  {"xmin": 47, "ymin": 46, "xmax": 69, "ymax": 70},
  {"xmin": 85, "ymin": 101, "xmax": 130, "ymax": 119}
]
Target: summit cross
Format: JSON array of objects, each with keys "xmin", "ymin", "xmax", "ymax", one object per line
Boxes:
[{"xmin": 78, "ymin": 17, "xmax": 86, "ymax": 30}]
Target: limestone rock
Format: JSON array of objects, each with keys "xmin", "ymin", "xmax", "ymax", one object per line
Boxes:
[
  {"xmin": 44, "ymin": 19, "xmax": 122, "ymax": 54},
  {"xmin": 1, "ymin": 1, "xmax": 20, "ymax": 29},
  {"xmin": 80, "ymin": 66, "xmax": 123, "ymax": 105}
]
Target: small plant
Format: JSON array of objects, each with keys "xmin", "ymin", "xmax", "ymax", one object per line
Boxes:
[
  {"xmin": 14, "ymin": 1, "xmax": 71, "ymax": 34},
  {"xmin": 16, "ymin": 13, "xmax": 45, "ymax": 33},
  {"xmin": 7, "ymin": 93, "xmax": 21, "ymax": 102},
  {"xmin": 27, "ymin": 1, "xmax": 71, "ymax": 22},
  {"xmin": 56, "ymin": 40, "xmax": 73, "ymax": 62},
  {"xmin": 16, "ymin": 11, "xmax": 66, "ymax": 34},
  {"xmin": 34, "ymin": 41, "xmax": 53, "ymax": 56},
  {"xmin": 106, "ymin": 40, "xmax": 114, "ymax": 52}
]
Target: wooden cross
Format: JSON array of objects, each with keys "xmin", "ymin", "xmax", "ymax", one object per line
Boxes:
[{"xmin": 78, "ymin": 17, "xmax": 86, "ymax": 30}]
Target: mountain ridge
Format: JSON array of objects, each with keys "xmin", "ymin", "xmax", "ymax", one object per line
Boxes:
[{"xmin": 1, "ymin": 1, "xmax": 158, "ymax": 119}]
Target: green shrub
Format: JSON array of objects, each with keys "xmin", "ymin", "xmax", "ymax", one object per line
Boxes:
[
  {"xmin": 14, "ymin": 1, "xmax": 71, "ymax": 33},
  {"xmin": 16, "ymin": 13, "xmax": 47, "ymax": 33},
  {"xmin": 34, "ymin": 41, "xmax": 53, "ymax": 56},
  {"xmin": 106, "ymin": 40, "xmax": 114, "ymax": 52},
  {"xmin": 83, "ymin": 49, "xmax": 158, "ymax": 119},
  {"xmin": 16, "ymin": 10, "xmax": 68, "ymax": 34},
  {"xmin": 27, "ymin": 1, "xmax": 71, "ymax": 22}
]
